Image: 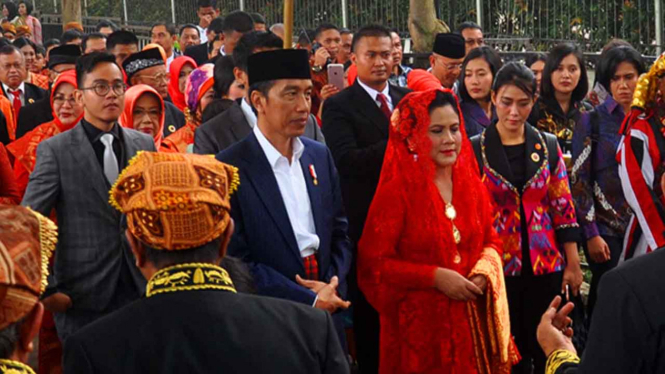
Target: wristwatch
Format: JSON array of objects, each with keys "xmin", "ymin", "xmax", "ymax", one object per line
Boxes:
[{"xmin": 312, "ymin": 64, "xmax": 324, "ymax": 73}]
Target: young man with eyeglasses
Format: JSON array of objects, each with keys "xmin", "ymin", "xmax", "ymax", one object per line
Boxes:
[
  {"xmin": 122, "ymin": 47, "xmax": 185, "ymax": 137},
  {"xmin": 22, "ymin": 52, "xmax": 156, "ymax": 342}
]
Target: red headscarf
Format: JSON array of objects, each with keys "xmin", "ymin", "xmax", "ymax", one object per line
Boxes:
[
  {"xmin": 49, "ymin": 70, "xmax": 82, "ymax": 131},
  {"xmin": 119, "ymin": 84, "xmax": 165, "ymax": 149},
  {"xmin": 168, "ymin": 56, "xmax": 198, "ymax": 112}
]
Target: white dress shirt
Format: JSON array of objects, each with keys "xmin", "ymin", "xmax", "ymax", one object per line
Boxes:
[
  {"xmin": 3, "ymin": 82, "xmax": 25, "ymax": 105},
  {"xmin": 254, "ymin": 125, "xmax": 320, "ymax": 257},
  {"xmin": 197, "ymin": 25, "xmax": 208, "ymax": 43},
  {"xmin": 357, "ymin": 78, "xmax": 393, "ymax": 111},
  {"xmin": 240, "ymin": 98, "xmax": 257, "ymax": 128}
]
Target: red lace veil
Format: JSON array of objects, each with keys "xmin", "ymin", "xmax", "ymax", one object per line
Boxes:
[{"xmin": 380, "ymin": 88, "xmax": 491, "ymax": 270}]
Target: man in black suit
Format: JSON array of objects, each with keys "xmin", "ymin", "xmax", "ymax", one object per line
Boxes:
[
  {"xmin": 194, "ymin": 31, "xmax": 324, "ymax": 155},
  {"xmin": 184, "ymin": 17, "xmax": 224, "ymax": 66},
  {"xmin": 321, "ymin": 25, "xmax": 410, "ymax": 374},
  {"xmin": 0, "ymin": 45, "xmax": 47, "ymax": 131},
  {"xmin": 537, "ymin": 172, "xmax": 665, "ymax": 374},
  {"xmin": 63, "ymin": 152, "xmax": 350, "ymax": 374},
  {"xmin": 15, "ymin": 44, "xmax": 81, "ymax": 139},
  {"xmin": 122, "ymin": 48, "xmax": 185, "ymax": 138}
]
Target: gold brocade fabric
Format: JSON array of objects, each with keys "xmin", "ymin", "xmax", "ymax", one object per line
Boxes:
[
  {"xmin": 0, "ymin": 359, "xmax": 36, "ymax": 374},
  {"xmin": 632, "ymin": 53, "xmax": 665, "ymax": 111},
  {"xmin": 468, "ymin": 248, "xmax": 520, "ymax": 374},
  {"xmin": 545, "ymin": 349, "xmax": 580, "ymax": 374},
  {"xmin": 146, "ymin": 263, "xmax": 236, "ymax": 297}
]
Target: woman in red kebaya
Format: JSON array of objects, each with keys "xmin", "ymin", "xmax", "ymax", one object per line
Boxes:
[{"xmin": 358, "ymin": 89, "xmax": 519, "ymax": 373}]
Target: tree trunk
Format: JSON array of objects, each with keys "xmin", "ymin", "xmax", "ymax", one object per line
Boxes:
[
  {"xmin": 61, "ymin": 0, "xmax": 81, "ymax": 24},
  {"xmin": 409, "ymin": 0, "xmax": 450, "ymax": 53}
]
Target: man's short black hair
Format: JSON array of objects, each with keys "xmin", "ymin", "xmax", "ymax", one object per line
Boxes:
[
  {"xmin": 0, "ymin": 318, "xmax": 24, "ymax": 359},
  {"xmin": 197, "ymin": 0, "xmax": 216, "ymax": 9},
  {"xmin": 232, "ymin": 31, "xmax": 283, "ymax": 73},
  {"xmin": 35, "ymin": 44, "xmax": 45, "ymax": 56},
  {"xmin": 340, "ymin": 28, "xmax": 352, "ymax": 36},
  {"xmin": 208, "ymin": 17, "xmax": 225, "ymax": 35},
  {"xmin": 0, "ymin": 44, "xmax": 22, "ymax": 58},
  {"xmin": 96, "ymin": 20, "xmax": 119, "ymax": 33},
  {"xmin": 250, "ymin": 12, "xmax": 266, "ymax": 25},
  {"xmin": 0, "ymin": 40, "xmax": 12, "ymax": 50},
  {"xmin": 179, "ymin": 23, "xmax": 200, "ymax": 37},
  {"xmin": 249, "ymin": 80, "xmax": 277, "ymax": 102},
  {"xmin": 314, "ymin": 23, "xmax": 339, "ymax": 39},
  {"xmin": 222, "ymin": 11, "xmax": 254, "ymax": 34},
  {"xmin": 61, "ymin": 29, "xmax": 83, "ymax": 44},
  {"xmin": 44, "ymin": 38, "xmax": 60, "ymax": 50},
  {"xmin": 81, "ymin": 32, "xmax": 106, "ymax": 52},
  {"xmin": 75, "ymin": 52, "xmax": 119, "ymax": 88},
  {"xmin": 106, "ymin": 30, "xmax": 139, "ymax": 51},
  {"xmin": 151, "ymin": 22, "xmax": 177, "ymax": 36},
  {"xmin": 144, "ymin": 237, "xmax": 221, "ymax": 269},
  {"xmin": 213, "ymin": 55, "xmax": 236, "ymax": 98},
  {"xmin": 297, "ymin": 29, "xmax": 315, "ymax": 46},
  {"xmin": 12, "ymin": 37, "xmax": 36, "ymax": 52},
  {"xmin": 351, "ymin": 25, "xmax": 391, "ymax": 53},
  {"xmin": 458, "ymin": 21, "xmax": 482, "ymax": 34}
]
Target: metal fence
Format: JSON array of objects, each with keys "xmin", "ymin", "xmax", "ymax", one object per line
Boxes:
[{"xmin": 34, "ymin": 0, "xmax": 664, "ymax": 54}]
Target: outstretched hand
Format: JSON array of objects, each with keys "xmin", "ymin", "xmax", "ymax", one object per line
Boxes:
[
  {"xmin": 536, "ymin": 296, "xmax": 577, "ymax": 357},
  {"xmin": 296, "ymin": 275, "xmax": 351, "ymax": 313}
]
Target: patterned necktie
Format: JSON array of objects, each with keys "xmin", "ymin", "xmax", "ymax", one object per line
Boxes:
[
  {"xmin": 377, "ymin": 93, "xmax": 392, "ymax": 119},
  {"xmin": 8, "ymin": 89, "xmax": 21, "ymax": 118},
  {"xmin": 100, "ymin": 134, "xmax": 119, "ymax": 185}
]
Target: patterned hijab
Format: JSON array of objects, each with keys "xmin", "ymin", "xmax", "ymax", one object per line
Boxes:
[{"xmin": 185, "ymin": 63, "xmax": 215, "ymax": 124}]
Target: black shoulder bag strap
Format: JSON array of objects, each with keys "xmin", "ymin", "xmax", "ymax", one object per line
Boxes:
[
  {"xmin": 543, "ymin": 132, "xmax": 560, "ymax": 174},
  {"xmin": 470, "ymin": 134, "xmax": 483, "ymax": 174}
]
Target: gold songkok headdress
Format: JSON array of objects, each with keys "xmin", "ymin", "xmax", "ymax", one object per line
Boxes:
[
  {"xmin": 110, "ymin": 152, "xmax": 239, "ymax": 251},
  {"xmin": 0, "ymin": 205, "xmax": 57, "ymax": 330},
  {"xmin": 632, "ymin": 52, "xmax": 665, "ymax": 111}
]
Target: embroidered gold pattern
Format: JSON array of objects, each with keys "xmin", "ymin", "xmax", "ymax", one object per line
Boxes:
[
  {"xmin": 27, "ymin": 208, "xmax": 57, "ymax": 294},
  {"xmin": 0, "ymin": 359, "xmax": 36, "ymax": 374},
  {"xmin": 146, "ymin": 263, "xmax": 236, "ymax": 297},
  {"xmin": 545, "ymin": 349, "xmax": 580, "ymax": 374}
]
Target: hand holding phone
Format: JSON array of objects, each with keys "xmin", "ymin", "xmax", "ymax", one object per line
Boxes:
[{"xmin": 327, "ymin": 64, "xmax": 345, "ymax": 91}]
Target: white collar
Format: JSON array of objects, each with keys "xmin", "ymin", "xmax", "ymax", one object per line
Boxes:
[
  {"xmin": 240, "ymin": 98, "xmax": 257, "ymax": 128},
  {"xmin": 357, "ymin": 78, "xmax": 390, "ymax": 103},
  {"xmin": 253, "ymin": 124, "xmax": 304, "ymax": 168},
  {"xmin": 4, "ymin": 82, "xmax": 25, "ymax": 94}
]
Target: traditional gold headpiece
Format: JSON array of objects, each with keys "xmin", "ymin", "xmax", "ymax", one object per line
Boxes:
[
  {"xmin": 110, "ymin": 152, "xmax": 239, "ymax": 251},
  {"xmin": 632, "ymin": 52, "xmax": 665, "ymax": 110}
]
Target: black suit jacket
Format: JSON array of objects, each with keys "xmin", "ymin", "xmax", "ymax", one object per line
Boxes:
[
  {"xmin": 0, "ymin": 111, "xmax": 10, "ymax": 145},
  {"xmin": 321, "ymin": 81, "xmax": 410, "ymax": 243},
  {"xmin": 194, "ymin": 100, "xmax": 325, "ymax": 155},
  {"xmin": 163, "ymin": 101, "xmax": 186, "ymax": 137},
  {"xmin": 63, "ymin": 288, "xmax": 350, "ymax": 374},
  {"xmin": 6, "ymin": 83, "xmax": 49, "ymax": 140},
  {"xmin": 184, "ymin": 42, "xmax": 210, "ymax": 66},
  {"xmin": 553, "ymin": 249, "xmax": 665, "ymax": 374}
]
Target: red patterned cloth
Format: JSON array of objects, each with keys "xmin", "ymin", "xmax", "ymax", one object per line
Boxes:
[
  {"xmin": 302, "ymin": 254, "xmax": 319, "ymax": 281},
  {"xmin": 358, "ymin": 89, "xmax": 518, "ymax": 373}
]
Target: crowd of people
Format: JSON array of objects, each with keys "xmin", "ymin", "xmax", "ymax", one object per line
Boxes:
[{"xmin": 0, "ymin": 0, "xmax": 664, "ymax": 373}]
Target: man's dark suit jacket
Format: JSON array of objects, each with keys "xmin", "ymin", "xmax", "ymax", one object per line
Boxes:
[
  {"xmin": 217, "ymin": 133, "xmax": 352, "ymax": 305},
  {"xmin": 321, "ymin": 81, "xmax": 410, "ymax": 243},
  {"xmin": 0, "ymin": 111, "xmax": 11, "ymax": 145},
  {"xmin": 553, "ymin": 248, "xmax": 665, "ymax": 374},
  {"xmin": 184, "ymin": 42, "xmax": 210, "ymax": 66},
  {"xmin": 16, "ymin": 90, "xmax": 53, "ymax": 140},
  {"xmin": 63, "ymin": 288, "xmax": 350, "ymax": 373},
  {"xmin": 194, "ymin": 99, "xmax": 326, "ymax": 155},
  {"xmin": 4, "ymin": 83, "xmax": 49, "ymax": 140},
  {"xmin": 163, "ymin": 101, "xmax": 186, "ymax": 137}
]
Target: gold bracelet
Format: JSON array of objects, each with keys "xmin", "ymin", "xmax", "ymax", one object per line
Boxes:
[{"xmin": 545, "ymin": 349, "xmax": 580, "ymax": 374}]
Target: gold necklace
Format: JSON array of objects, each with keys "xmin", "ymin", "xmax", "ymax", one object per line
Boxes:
[{"xmin": 444, "ymin": 201, "xmax": 462, "ymax": 264}]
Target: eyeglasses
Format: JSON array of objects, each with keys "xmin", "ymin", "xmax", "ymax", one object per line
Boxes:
[
  {"xmin": 79, "ymin": 81, "xmax": 127, "ymax": 96},
  {"xmin": 53, "ymin": 95, "xmax": 76, "ymax": 107},
  {"xmin": 443, "ymin": 62, "xmax": 463, "ymax": 71},
  {"xmin": 139, "ymin": 72, "xmax": 170, "ymax": 83},
  {"xmin": 133, "ymin": 108, "xmax": 162, "ymax": 120}
]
